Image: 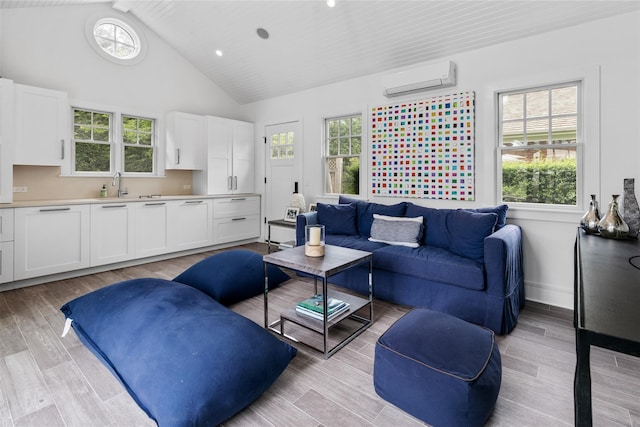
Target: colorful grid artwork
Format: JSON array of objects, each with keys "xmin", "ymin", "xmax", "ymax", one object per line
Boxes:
[{"xmin": 370, "ymin": 91, "xmax": 475, "ymax": 201}]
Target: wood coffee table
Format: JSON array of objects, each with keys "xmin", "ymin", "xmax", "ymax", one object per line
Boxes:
[{"xmin": 263, "ymin": 244, "xmax": 373, "ymax": 358}]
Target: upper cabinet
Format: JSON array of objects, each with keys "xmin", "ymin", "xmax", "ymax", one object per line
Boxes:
[
  {"xmin": 13, "ymin": 84, "xmax": 69, "ymax": 170},
  {"xmin": 193, "ymin": 116, "xmax": 255, "ymax": 195},
  {"xmin": 165, "ymin": 111, "xmax": 204, "ymax": 170},
  {"xmin": 0, "ymin": 79, "xmax": 14, "ymax": 204}
]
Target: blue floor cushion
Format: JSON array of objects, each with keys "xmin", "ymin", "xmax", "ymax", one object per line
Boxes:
[
  {"xmin": 374, "ymin": 308, "xmax": 501, "ymax": 427},
  {"xmin": 61, "ymin": 278, "xmax": 297, "ymax": 427},
  {"xmin": 173, "ymin": 249, "xmax": 290, "ymax": 305}
]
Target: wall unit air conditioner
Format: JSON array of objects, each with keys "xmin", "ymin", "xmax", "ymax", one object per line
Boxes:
[{"xmin": 382, "ymin": 61, "xmax": 456, "ymax": 97}]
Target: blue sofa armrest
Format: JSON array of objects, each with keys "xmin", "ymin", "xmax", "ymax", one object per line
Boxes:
[
  {"xmin": 484, "ymin": 224, "xmax": 525, "ymax": 332},
  {"xmin": 295, "ymin": 212, "xmax": 318, "ymax": 246}
]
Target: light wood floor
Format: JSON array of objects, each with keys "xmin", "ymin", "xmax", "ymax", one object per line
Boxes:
[{"xmin": 0, "ymin": 243, "xmax": 638, "ymax": 427}]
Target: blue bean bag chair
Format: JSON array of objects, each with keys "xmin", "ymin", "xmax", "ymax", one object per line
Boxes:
[{"xmin": 60, "ymin": 251, "xmax": 296, "ymax": 427}]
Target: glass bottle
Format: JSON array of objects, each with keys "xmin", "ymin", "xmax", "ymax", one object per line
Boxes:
[
  {"xmin": 580, "ymin": 194, "xmax": 600, "ymax": 234},
  {"xmin": 597, "ymin": 195, "xmax": 629, "ymax": 239}
]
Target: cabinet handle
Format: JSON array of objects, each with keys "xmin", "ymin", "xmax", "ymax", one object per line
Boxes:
[
  {"xmin": 39, "ymin": 207, "xmax": 71, "ymax": 212},
  {"xmin": 227, "ymin": 176, "xmax": 232, "ymax": 191},
  {"xmin": 233, "ymin": 176, "xmax": 238, "ymax": 190},
  {"xmin": 102, "ymin": 204, "xmax": 127, "ymax": 208},
  {"xmin": 60, "ymin": 139, "xmax": 65, "ymax": 160},
  {"xmin": 231, "ymin": 197, "xmax": 246, "ymax": 201},
  {"xmin": 145, "ymin": 202, "xmax": 166, "ymax": 206},
  {"xmin": 232, "ymin": 217, "xmax": 246, "ymax": 221},
  {"xmin": 185, "ymin": 200, "xmax": 203, "ymax": 204},
  {"xmin": 176, "ymin": 148, "xmax": 180, "ymax": 165}
]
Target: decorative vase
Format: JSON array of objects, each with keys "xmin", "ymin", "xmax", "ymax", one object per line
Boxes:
[
  {"xmin": 289, "ymin": 182, "xmax": 306, "ymax": 213},
  {"xmin": 597, "ymin": 195, "xmax": 629, "ymax": 239},
  {"xmin": 623, "ymin": 178, "xmax": 640, "ymax": 239},
  {"xmin": 580, "ymin": 194, "xmax": 600, "ymax": 234}
]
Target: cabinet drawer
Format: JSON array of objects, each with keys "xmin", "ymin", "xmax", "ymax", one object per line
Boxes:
[
  {"xmin": 213, "ymin": 214, "xmax": 260, "ymax": 244},
  {"xmin": 213, "ymin": 196, "xmax": 260, "ymax": 218}
]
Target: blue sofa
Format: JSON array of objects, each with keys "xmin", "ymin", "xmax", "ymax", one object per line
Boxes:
[{"xmin": 296, "ymin": 196, "xmax": 524, "ymax": 334}]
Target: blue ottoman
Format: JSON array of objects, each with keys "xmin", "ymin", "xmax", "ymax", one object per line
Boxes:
[{"xmin": 374, "ymin": 308, "xmax": 501, "ymax": 427}]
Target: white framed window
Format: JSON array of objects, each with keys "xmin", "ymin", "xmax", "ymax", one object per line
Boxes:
[
  {"xmin": 270, "ymin": 131, "xmax": 294, "ymax": 159},
  {"xmin": 72, "ymin": 106, "xmax": 157, "ymax": 176},
  {"xmin": 122, "ymin": 115, "xmax": 155, "ymax": 174},
  {"xmin": 498, "ymin": 82, "xmax": 582, "ymax": 207},
  {"xmin": 73, "ymin": 108, "xmax": 113, "ymax": 173},
  {"xmin": 86, "ymin": 16, "xmax": 147, "ymax": 65},
  {"xmin": 325, "ymin": 114, "xmax": 362, "ymax": 195}
]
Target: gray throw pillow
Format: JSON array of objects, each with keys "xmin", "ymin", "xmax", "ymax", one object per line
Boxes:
[{"xmin": 368, "ymin": 214, "xmax": 423, "ymax": 248}]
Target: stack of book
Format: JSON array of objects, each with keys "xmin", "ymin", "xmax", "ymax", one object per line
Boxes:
[{"xmin": 295, "ymin": 294, "xmax": 350, "ymax": 321}]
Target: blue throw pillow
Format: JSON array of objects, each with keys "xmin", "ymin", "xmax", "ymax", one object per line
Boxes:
[
  {"xmin": 60, "ymin": 278, "xmax": 296, "ymax": 427},
  {"xmin": 467, "ymin": 205, "xmax": 509, "ymax": 230},
  {"xmin": 316, "ymin": 203, "xmax": 358, "ymax": 235},
  {"xmin": 405, "ymin": 203, "xmax": 449, "ymax": 248},
  {"xmin": 173, "ymin": 250, "xmax": 289, "ymax": 306},
  {"xmin": 446, "ymin": 210, "xmax": 498, "ymax": 262}
]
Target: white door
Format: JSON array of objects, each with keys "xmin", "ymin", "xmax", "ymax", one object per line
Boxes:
[{"xmin": 265, "ymin": 121, "xmax": 302, "ymax": 244}]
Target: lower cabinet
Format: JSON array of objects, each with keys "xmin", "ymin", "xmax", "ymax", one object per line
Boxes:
[
  {"xmin": 90, "ymin": 203, "xmax": 135, "ymax": 266},
  {"xmin": 0, "ymin": 242, "xmax": 13, "ymax": 284},
  {"xmin": 213, "ymin": 196, "xmax": 260, "ymax": 244},
  {"xmin": 14, "ymin": 205, "xmax": 90, "ymax": 280},
  {"xmin": 169, "ymin": 199, "xmax": 213, "ymax": 251},
  {"xmin": 133, "ymin": 201, "xmax": 170, "ymax": 258}
]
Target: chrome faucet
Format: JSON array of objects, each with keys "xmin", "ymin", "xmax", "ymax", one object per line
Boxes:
[{"xmin": 112, "ymin": 171, "xmax": 128, "ymax": 198}]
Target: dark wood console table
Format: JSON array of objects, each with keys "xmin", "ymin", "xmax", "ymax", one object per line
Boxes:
[{"xmin": 574, "ymin": 228, "xmax": 640, "ymax": 426}]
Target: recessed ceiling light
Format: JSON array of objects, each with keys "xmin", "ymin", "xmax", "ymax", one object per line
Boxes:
[
  {"xmin": 256, "ymin": 28, "xmax": 269, "ymax": 40},
  {"xmin": 327, "ymin": 0, "xmax": 336, "ymax": 7},
  {"xmin": 215, "ymin": 50, "xmax": 223, "ymax": 57}
]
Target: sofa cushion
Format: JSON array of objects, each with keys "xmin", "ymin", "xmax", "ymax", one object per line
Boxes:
[
  {"xmin": 317, "ymin": 203, "xmax": 358, "ymax": 235},
  {"xmin": 326, "ymin": 234, "xmax": 389, "ymax": 252},
  {"xmin": 468, "ymin": 204, "xmax": 508, "ymax": 230},
  {"xmin": 405, "ymin": 204, "xmax": 448, "ymax": 248},
  {"xmin": 373, "ymin": 245, "xmax": 485, "ymax": 291},
  {"xmin": 173, "ymin": 250, "xmax": 290, "ymax": 306},
  {"xmin": 369, "ymin": 214, "xmax": 423, "ymax": 248},
  {"xmin": 447, "ymin": 210, "xmax": 498, "ymax": 262}
]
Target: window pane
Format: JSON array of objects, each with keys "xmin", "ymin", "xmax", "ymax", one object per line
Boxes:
[
  {"xmin": 351, "ymin": 117, "xmax": 361, "ymax": 135},
  {"xmin": 271, "ymin": 146, "xmax": 279, "ymax": 159},
  {"xmin": 75, "ymin": 142, "xmax": 110, "ymax": 172},
  {"xmin": 526, "ymin": 118, "xmax": 549, "ymax": 144},
  {"xmin": 526, "ymin": 90, "xmax": 549, "ymax": 118},
  {"xmin": 139, "ymin": 119, "xmax": 152, "ymax": 133},
  {"xmin": 125, "ymin": 146, "xmax": 153, "ymax": 173},
  {"xmin": 339, "ymin": 137, "xmax": 350, "ymax": 155},
  {"xmin": 501, "ymin": 147, "xmax": 576, "ymax": 205},
  {"xmin": 328, "ymin": 138, "xmax": 339, "ymax": 156},
  {"xmin": 502, "ymin": 93, "xmax": 524, "ymax": 120},
  {"xmin": 551, "ymin": 117, "xmax": 577, "ymax": 143},
  {"xmin": 287, "ymin": 132, "xmax": 294, "ymax": 145},
  {"xmin": 123, "ymin": 130, "xmax": 137, "ymax": 144},
  {"xmin": 74, "ymin": 125, "xmax": 91, "ymax": 140},
  {"xmin": 502, "ymin": 121, "xmax": 523, "ymax": 146},
  {"xmin": 339, "ymin": 119, "xmax": 349, "ymax": 136},
  {"xmin": 285, "ymin": 145, "xmax": 294, "ymax": 158},
  {"xmin": 352, "ymin": 136, "xmax": 361, "ymax": 154},
  {"xmin": 552, "ymin": 86, "xmax": 577, "ymax": 115},
  {"xmin": 94, "ymin": 113, "xmax": 110, "ymax": 127},
  {"xmin": 139, "ymin": 132, "xmax": 152, "ymax": 146},
  {"xmin": 122, "ymin": 116, "xmax": 137, "ymax": 131},
  {"xmin": 74, "ymin": 110, "xmax": 91, "ymax": 125},
  {"xmin": 325, "ymin": 156, "xmax": 360, "ymax": 195},
  {"xmin": 328, "ymin": 120, "xmax": 339, "ymax": 138},
  {"xmin": 94, "ymin": 128, "xmax": 110, "ymax": 142}
]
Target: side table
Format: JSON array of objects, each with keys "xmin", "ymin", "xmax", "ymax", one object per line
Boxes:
[{"xmin": 266, "ymin": 219, "xmax": 296, "ymax": 253}]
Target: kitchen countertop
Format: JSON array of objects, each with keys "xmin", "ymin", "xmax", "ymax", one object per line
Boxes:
[{"xmin": 0, "ymin": 193, "xmax": 260, "ymax": 208}]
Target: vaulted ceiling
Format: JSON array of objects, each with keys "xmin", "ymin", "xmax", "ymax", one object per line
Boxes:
[{"xmin": 3, "ymin": 1, "xmax": 640, "ymax": 104}]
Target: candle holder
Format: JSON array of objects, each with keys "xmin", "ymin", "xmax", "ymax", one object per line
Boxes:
[{"xmin": 305, "ymin": 224, "xmax": 325, "ymax": 257}]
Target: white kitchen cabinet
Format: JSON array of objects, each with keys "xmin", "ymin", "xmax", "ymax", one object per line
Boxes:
[
  {"xmin": 13, "ymin": 84, "xmax": 69, "ymax": 169},
  {"xmin": 14, "ymin": 205, "xmax": 90, "ymax": 280},
  {"xmin": 168, "ymin": 199, "xmax": 213, "ymax": 251},
  {"xmin": 165, "ymin": 111, "xmax": 204, "ymax": 170},
  {"xmin": 0, "ymin": 209, "xmax": 14, "ymax": 283},
  {"xmin": 0, "ymin": 79, "xmax": 14, "ymax": 204},
  {"xmin": 212, "ymin": 196, "xmax": 260, "ymax": 244},
  {"xmin": 193, "ymin": 117, "xmax": 254, "ymax": 194},
  {"xmin": 90, "ymin": 203, "xmax": 135, "ymax": 266},
  {"xmin": 133, "ymin": 201, "xmax": 170, "ymax": 258}
]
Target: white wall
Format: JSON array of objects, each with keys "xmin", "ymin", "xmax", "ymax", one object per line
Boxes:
[
  {"xmin": 244, "ymin": 11, "xmax": 640, "ymax": 308},
  {"xmin": 0, "ymin": 3, "xmax": 245, "ymax": 119}
]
